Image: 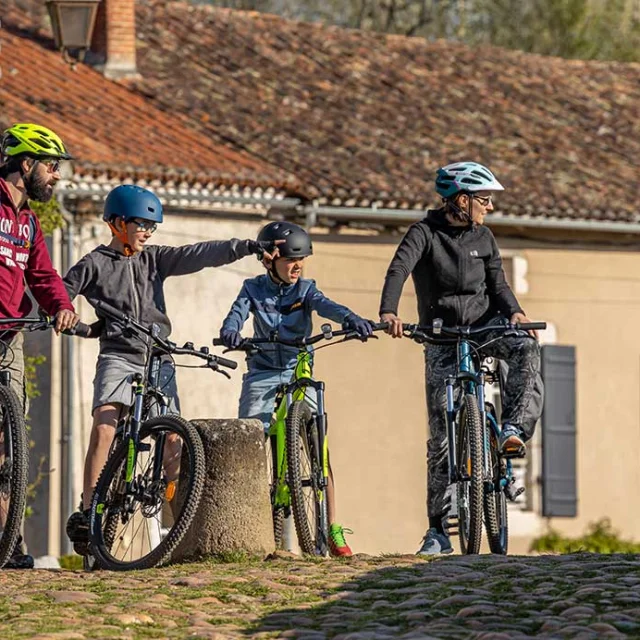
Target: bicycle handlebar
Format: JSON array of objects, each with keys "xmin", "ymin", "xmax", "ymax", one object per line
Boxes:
[
  {"xmin": 402, "ymin": 320, "xmax": 547, "ymax": 344},
  {"xmin": 213, "ymin": 321, "xmax": 389, "ymax": 352},
  {"xmin": 0, "ymin": 315, "xmax": 92, "ymax": 338},
  {"xmin": 94, "ymin": 301, "xmax": 237, "ymax": 371}
]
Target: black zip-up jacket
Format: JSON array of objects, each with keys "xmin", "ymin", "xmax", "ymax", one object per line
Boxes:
[{"xmin": 379, "ymin": 209, "xmax": 523, "ymax": 327}]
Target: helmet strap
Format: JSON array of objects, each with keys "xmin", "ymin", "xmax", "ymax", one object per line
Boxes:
[
  {"xmin": 107, "ymin": 219, "xmax": 134, "ymax": 257},
  {"xmin": 445, "ymin": 194, "xmax": 474, "ymax": 226},
  {"xmin": 267, "ymin": 257, "xmax": 289, "ymax": 285}
]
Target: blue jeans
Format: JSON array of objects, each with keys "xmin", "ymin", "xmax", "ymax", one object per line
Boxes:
[{"xmin": 239, "ymin": 368, "xmax": 317, "ymax": 430}]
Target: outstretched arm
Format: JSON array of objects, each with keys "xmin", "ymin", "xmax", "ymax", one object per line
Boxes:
[
  {"xmin": 379, "ymin": 223, "xmax": 429, "ymax": 337},
  {"xmin": 155, "ymin": 239, "xmax": 268, "ymax": 278}
]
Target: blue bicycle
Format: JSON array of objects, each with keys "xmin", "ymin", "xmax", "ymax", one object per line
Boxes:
[{"xmin": 404, "ymin": 319, "xmax": 545, "ymax": 555}]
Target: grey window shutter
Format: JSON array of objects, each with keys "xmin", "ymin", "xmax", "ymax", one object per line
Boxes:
[{"xmin": 541, "ymin": 345, "xmax": 577, "ymax": 517}]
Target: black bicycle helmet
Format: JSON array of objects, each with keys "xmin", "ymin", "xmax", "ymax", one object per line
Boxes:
[{"xmin": 257, "ymin": 221, "xmax": 313, "ymax": 258}]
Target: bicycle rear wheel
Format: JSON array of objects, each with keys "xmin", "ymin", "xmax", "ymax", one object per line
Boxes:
[
  {"xmin": 484, "ymin": 425, "xmax": 509, "ymax": 554},
  {"xmin": 0, "ymin": 385, "xmax": 28, "ymax": 568},
  {"xmin": 89, "ymin": 415, "xmax": 205, "ymax": 570},
  {"xmin": 286, "ymin": 400, "xmax": 328, "ymax": 556},
  {"xmin": 456, "ymin": 394, "xmax": 484, "ymax": 555}
]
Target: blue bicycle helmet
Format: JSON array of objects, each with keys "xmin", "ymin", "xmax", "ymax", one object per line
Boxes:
[
  {"xmin": 435, "ymin": 162, "xmax": 504, "ymax": 199},
  {"xmin": 102, "ymin": 185, "xmax": 163, "ymax": 224}
]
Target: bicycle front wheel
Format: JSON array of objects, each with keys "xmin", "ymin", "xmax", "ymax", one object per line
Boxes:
[
  {"xmin": 484, "ymin": 426, "xmax": 509, "ymax": 554},
  {"xmin": 0, "ymin": 385, "xmax": 28, "ymax": 568},
  {"xmin": 286, "ymin": 401, "xmax": 328, "ymax": 556},
  {"xmin": 266, "ymin": 434, "xmax": 285, "ymax": 550},
  {"xmin": 457, "ymin": 394, "xmax": 484, "ymax": 555},
  {"xmin": 89, "ymin": 415, "xmax": 205, "ymax": 570}
]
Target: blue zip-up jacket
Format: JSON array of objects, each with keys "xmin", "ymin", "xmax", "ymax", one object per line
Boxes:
[{"xmin": 221, "ymin": 274, "xmax": 357, "ymax": 372}]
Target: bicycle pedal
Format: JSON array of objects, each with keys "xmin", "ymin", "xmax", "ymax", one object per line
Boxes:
[
  {"xmin": 505, "ymin": 486, "xmax": 525, "ymax": 502},
  {"xmin": 502, "ymin": 446, "xmax": 526, "ymax": 459}
]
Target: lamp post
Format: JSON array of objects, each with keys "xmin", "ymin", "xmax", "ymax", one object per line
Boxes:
[{"xmin": 46, "ymin": 0, "xmax": 101, "ymax": 65}]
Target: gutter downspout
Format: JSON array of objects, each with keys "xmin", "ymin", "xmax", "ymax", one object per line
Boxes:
[
  {"xmin": 303, "ymin": 205, "xmax": 640, "ymax": 235},
  {"xmin": 58, "ymin": 195, "xmax": 75, "ymax": 556}
]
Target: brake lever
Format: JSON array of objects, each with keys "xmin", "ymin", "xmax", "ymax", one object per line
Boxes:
[{"xmin": 216, "ymin": 368, "xmax": 232, "ymax": 380}]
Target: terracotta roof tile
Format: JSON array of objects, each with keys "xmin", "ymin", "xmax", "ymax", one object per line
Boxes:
[
  {"xmin": 0, "ymin": 6, "xmax": 294, "ymax": 192},
  {"xmin": 129, "ymin": 0, "xmax": 640, "ymax": 222}
]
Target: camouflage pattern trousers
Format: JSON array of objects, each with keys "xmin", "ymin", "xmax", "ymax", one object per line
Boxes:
[{"xmin": 424, "ymin": 328, "xmax": 541, "ymax": 520}]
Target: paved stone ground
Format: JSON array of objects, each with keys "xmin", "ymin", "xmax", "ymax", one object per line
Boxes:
[{"xmin": 0, "ymin": 552, "xmax": 639, "ymax": 639}]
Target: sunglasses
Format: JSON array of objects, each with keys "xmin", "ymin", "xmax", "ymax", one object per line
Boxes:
[
  {"xmin": 472, "ymin": 194, "xmax": 493, "ymax": 207},
  {"xmin": 37, "ymin": 158, "xmax": 61, "ymax": 173},
  {"xmin": 129, "ymin": 219, "xmax": 158, "ymax": 233}
]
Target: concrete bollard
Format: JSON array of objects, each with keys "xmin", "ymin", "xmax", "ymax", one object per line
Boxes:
[{"xmin": 171, "ymin": 418, "xmax": 275, "ymax": 563}]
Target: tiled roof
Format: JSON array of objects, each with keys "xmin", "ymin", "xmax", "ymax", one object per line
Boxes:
[
  {"xmin": 130, "ymin": 0, "xmax": 640, "ymax": 223},
  {"xmin": 0, "ymin": 6, "xmax": 295, "ymax": 196}
]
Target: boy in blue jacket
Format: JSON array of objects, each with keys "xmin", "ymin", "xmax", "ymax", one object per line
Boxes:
[{"xmin": 220, "ymin": 221, "xmax": 373, "ymax": 556}]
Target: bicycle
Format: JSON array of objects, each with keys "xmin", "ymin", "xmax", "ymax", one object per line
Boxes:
[
  {"xmin": 215, "ymin": 322, "xmax": 387, "ymax": 556},
  {"xmin": 403, "ymin": 318, "xmax": 545, "ymax": 555},
  {"xmin": 0, "ymin": 315, "xmax": 89, "ymax": 568},
  {"xmin": 86, "ymin": 301, "xmax": 238, "ymax": 571}
]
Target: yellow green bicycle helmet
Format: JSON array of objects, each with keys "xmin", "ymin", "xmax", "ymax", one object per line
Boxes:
[{"xmin": 1, "ymin": 123, "xmax": 73, "ymax": 161}]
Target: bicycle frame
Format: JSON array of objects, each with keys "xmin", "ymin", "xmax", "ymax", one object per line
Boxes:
[{"xmin": 269, "ymin": 349, "xmax": 328, "ymax": 510}]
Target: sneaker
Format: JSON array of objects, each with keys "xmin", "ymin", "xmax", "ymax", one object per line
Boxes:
[
  {"xmin": 66, "ymin": 510, "xmax": 90, "ymax": 556},
  {"xmin": 329, "ymin": 523, "xmax": 353, "ymax": 557},
  {"xmin": 416, "ymin": 528, "xmax": 453, "ymax": 556},
  {"xmin": 3, "ymin": 536, "xmax": 34, "ymax": 570},
  {"xmin": 499, "ymin": 424, "xmax": 525, "ymax": 455}
]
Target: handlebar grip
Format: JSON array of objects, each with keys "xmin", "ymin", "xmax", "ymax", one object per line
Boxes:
[
  {"xmin": 95, "ymin": 300, "xmax": 128, "ymax": 323},
  {"xmin": 212, "ymin": 338, "xmax": 224, "ymax": 347},
  {"xmin": 371, "ymin": 322, "xmax": 389, "ymax": 331},
  {"xmin": 65, "ymin": 321, "xmax": 92, "ymax": 338},
  {"xmin": 215, "ymin": 355, "xmax": 238, "ymax": 370},
  {"xmin": 516, "ymin": 322, "xmax": 547, "ymax": 331}
]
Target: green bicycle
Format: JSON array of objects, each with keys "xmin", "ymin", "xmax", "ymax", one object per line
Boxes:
[{"xmin": 216, "ymin": 322, "xmax": 386, "ymax": 555}]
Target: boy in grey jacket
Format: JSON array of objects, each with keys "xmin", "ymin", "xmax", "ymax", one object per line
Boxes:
[{"xmin": 63, "ymin": 184, "xmax": 277, "ymax": 553}]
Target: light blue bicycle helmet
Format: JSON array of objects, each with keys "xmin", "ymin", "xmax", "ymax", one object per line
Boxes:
[
  {"xmin": 102, "ymin": 185, "xmax": 163, "ymax": 224},
  {"xmin": 435, "ymin": 162, "xmax": 504, "ymax": 199}
]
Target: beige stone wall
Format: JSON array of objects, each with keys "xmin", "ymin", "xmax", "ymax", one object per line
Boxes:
[{"xmin": 63, "ymin": 213, "xmax": 640, "ymax": 556}]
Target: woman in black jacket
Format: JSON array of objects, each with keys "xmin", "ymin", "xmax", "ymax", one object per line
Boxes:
[{"xmin": 379, "ymin": 162, "xmax": 542, "ymax": 555}]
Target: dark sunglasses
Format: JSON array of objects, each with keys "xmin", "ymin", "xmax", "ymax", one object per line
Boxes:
[
  {"xmin": 129, "ymin": 218, "xmax": 158, "ymax": 233},
  {"xmin": 37, "ymin": 158, "xmax": 61, "ymax": 173},
  {"xmin": 472, "ymin": 194, "xmax": 493, "ymax": 207}
]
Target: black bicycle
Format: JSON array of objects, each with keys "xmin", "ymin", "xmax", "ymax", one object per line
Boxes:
[
  {"xmin": 404, "ymin": 319, "xmax": 545, "ymax": 555},
  {"xmin": 0, "ymin": 315, "xmax": 89, "ymax": 568},
  {"xmin": 87, "ymin": 301, "xmax": 237, "ymax": 570}
]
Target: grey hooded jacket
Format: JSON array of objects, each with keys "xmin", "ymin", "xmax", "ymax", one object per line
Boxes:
[{"xmin": 64, "ymin": 239, "xmax": 254, "ymax": 364}]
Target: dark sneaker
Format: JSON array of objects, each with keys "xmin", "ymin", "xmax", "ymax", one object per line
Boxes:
[
  {"xmin": 4, "ymin": 552, "xmax": 34, "ymax": 569},
  {"xmin": 499, "ymin": 424, "xmax": 525, "ymax": 457},
  {"xmin": 3, "ymin": 536, "xmax": 34, "ymax": 569},
  {"xmin": 417, "ymin": 528, "xmax": 453, "ymax": 556},
  {"xmin": 66, "ymin": 510, "xmax": 90, "ymax": 556},
  {"xmin": 329, "ymin": 523, "xmax": 353, "ymax": 557}
]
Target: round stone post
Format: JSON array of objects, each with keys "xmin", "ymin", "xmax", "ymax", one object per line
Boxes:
[{"xmin": 171, "ymin": 418, "xmax": 275, "ymax": 563}]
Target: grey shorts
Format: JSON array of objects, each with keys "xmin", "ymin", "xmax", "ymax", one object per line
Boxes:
[
  {"xmin": 0, "ymin": 331, "xmax": 28, "ymax": 415},
  {"xmin": 92, "ymin": 354, "xmax": 180, "ymax": 415}
]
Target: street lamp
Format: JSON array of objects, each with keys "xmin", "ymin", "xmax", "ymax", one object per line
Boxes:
[{"xmin": 46, "ymin": 0, "xmax": 101, "ymax": 65}]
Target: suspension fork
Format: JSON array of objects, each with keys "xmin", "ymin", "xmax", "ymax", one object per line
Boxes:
[
  {"xmin": 445, "ymin": 375, "xmax": 458, "ymax": 484},
  {"xmin": 314, "ymin": 383, "xmax": 328, "ymax": 489},
  {"xmin": 476, "ymin": 370, "xmax": 491, "ymax": 479},
  {"xmin": 125, "ymin": 374, "xmax": 145, "ymax": 488}
]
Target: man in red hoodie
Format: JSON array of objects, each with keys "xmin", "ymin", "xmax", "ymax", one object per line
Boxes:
[{"xmin": 0, "ymin": 123, "xmax": 79, "ymax": 568}]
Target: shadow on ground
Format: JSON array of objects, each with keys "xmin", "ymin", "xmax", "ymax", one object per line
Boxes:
[{"xmin": 249, "ymin": 552, "xmax": 640, "ymax": 639}]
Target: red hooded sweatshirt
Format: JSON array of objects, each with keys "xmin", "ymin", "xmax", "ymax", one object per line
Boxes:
[{"xmin": 0, "ymin": 178, "xmax": 74, "ymax": 320}]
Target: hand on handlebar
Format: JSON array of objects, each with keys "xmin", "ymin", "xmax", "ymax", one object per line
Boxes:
[
  {"xmin": 343, "ymin": 315, "xmax": 374, "ymax": 339},
  {"xmin": 54, "ymin": 309, "xmax": 80, "ymax": 335},
  {"xmin": 220, "ymin": 329, "xmax": 244, "ymax": 350},
  {"xmin": 380, "ymin": 312, "xmax": 403, "ymax": 338},
  {"xmin": 510, "ymin": 312, "xmax": 540, "ymax": 339}
]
